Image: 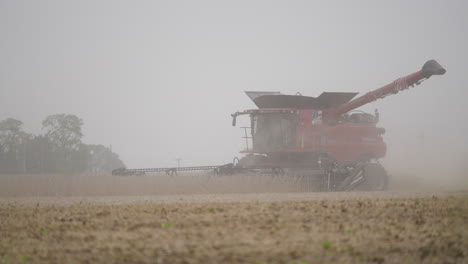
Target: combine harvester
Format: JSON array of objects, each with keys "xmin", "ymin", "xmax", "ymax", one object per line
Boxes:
[{"xmin": 113, "ymin": 60, "xmax": 446, "ymax": 191}]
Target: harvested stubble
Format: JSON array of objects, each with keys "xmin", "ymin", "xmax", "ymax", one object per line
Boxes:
[{"xmin": 0, "ymin": 194, "xmax": 467, "ymax": 264}]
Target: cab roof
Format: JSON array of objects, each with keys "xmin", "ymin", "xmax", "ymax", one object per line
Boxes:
[{"xmin": 245, "ymin": 91, "xmax": 358, "ymax": 109}]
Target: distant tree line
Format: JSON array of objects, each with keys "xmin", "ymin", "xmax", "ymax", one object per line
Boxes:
[{"xmin": 0, "ymin": 114, "xmax": 125, "ymax": 174}]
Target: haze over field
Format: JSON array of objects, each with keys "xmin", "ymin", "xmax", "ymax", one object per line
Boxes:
[
  {"xmin": 1, "ymin": 1, "xmax": 467, "ymax": 186},
  {"xmin": 1, "ymin": 3, "xmax": 468, "ymax": 263}
]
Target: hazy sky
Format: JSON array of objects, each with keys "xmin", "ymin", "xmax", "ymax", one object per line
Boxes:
[{"xmin": 1, "ymin": 0, "xmax": 467, "ymax": 171}]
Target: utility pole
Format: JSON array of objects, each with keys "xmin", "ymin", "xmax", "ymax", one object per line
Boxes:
[
  {"xmin": 176, "ymin": 158, "xmax": 181, "ymax": 168},
  {"xmin": 23, "ymin": 142, "xmax": 26, "ymax": 174}
]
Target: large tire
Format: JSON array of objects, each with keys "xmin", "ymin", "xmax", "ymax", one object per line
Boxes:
[
  {"xmin": 338, "ymin": 163, "xmax": 388, "ymax": 191},
  {"xmin": 358, "ymin": 163, "xmax": 388, "ymax": 191}
]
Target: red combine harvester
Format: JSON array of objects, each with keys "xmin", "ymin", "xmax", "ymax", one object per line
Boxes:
[{"xmin": 113, "ymin": 60, "xmax": 446, "ymax": 191}]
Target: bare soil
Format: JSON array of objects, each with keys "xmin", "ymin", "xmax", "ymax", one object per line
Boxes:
[{"xmin": 0, "ymin": 174, "xmax": 467, "ymax": 264}]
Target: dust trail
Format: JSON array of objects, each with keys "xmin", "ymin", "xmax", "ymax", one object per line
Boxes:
[{"xmin": 1, "ymin": 172, "xmax": 466, "ymax": 199}]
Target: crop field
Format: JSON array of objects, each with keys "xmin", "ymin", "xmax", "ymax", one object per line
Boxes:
[{"xmin": 0, "ymin": 174, "xmax": 467, "ymax": 264}]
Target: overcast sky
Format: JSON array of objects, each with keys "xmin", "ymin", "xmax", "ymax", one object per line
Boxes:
[{"xmin": 1, "ymin": 0, "xmax": 467, "ymax": 173}]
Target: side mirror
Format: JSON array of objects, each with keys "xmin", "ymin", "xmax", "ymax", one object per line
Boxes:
[{"xmin": 231, "ymin": 115, "xmax": 237, "ymax": 126}]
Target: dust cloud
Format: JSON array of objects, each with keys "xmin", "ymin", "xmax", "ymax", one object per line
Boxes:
[
  {"xmin": 383, "ymin": 135, "xmax": 468, "ymax": 191},
  {"xmin": 0, "ymin": 170, "xmax": 465, "ymax": 199}
]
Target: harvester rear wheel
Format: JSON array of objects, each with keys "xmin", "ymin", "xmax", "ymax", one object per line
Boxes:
[{"xmin": 338, "ymin": 163, "xmax": 388, "ymax": 191}]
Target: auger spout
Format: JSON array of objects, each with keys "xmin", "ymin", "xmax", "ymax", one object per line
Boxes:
[
  {"xmin": 422, "ymin": 59, "xmax": 446, "ymax": 77},
  {"xmin": 324, "ymin": 60, "xmax": 446, "ymax": 118}
]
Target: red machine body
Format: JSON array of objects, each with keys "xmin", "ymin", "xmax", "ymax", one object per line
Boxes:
[
  {"xmin": 232, "ymin": 60, "xmax": 446, "ymax": 167},
  {"xmin": 238, "ymin": 108, "xmax": 385, "ymax": 164}
]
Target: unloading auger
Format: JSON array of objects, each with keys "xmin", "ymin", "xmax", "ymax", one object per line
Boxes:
[{"xmin": 113, "ymin": 60, "xmax": 446, "ymax": 191}]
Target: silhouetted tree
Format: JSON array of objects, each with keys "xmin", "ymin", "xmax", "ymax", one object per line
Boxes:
[
  {"xmin": 0, "ymin": 118, "xmax": 29, "ymax": 152},
  {"xmin": 41, "ymin": 114, "xmax": 84, "ymax": 173},
  {"xmin": 87, "ymin": 144, "xmax": 125, "ymax": 173},
  {"xmin": 0, "ymin": 115, "xmax": 125, "ymax": 174},
  {"xmin": 23, "ymin": 135, "xmax": 52, "ymax": 174},
  {"xmin": 42, "ymin": 114, "xmax": 83, "ymax": 151},
  {"xmin": 0, "ymin": 118, "xmax": 31, "ymax": 173}
]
